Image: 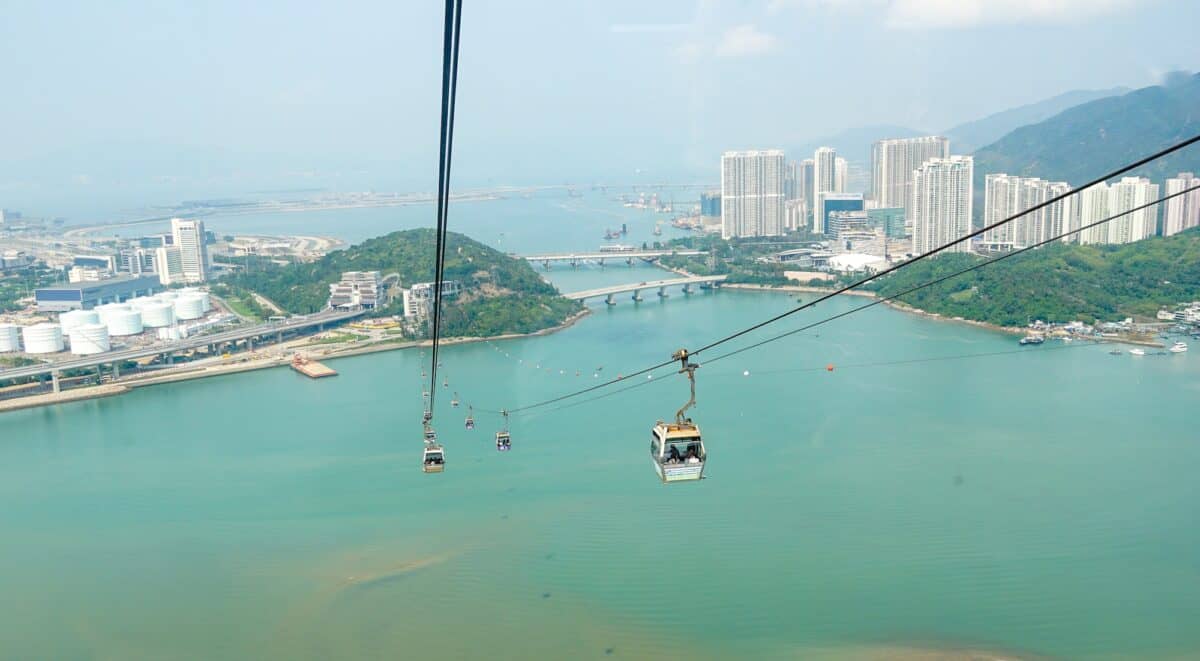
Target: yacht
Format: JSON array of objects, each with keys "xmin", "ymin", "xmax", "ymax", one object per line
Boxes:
[
  {"xmin": 1169, "ymin": 341, "xmax": 1188, "ymax": 353},
  {"xmin": 1019, "ymin": 334, "xmax": 1045, "ymax": 345},
  {"xmin": 1129, "ymin": 348, "xmax": 1146, "ymax": 356}
]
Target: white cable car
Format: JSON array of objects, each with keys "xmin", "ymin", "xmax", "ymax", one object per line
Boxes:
[
  {"xmin": 422, "ymin": 425, "xmax": 445, "ymax": 473},
  {"xmin": 650, "ymin": 349, "xmax": 706, "ymax": 483},
  {"xmin": 496, "ymin": 410, "xmax": 511, "ymax": 452},
  {"xmin": 465, "ymin": 406, "xmax": 475, "ymax": 430},
  {"xmin": 451, "ymin": 391, "xmax": 460, "ymax": 408}
]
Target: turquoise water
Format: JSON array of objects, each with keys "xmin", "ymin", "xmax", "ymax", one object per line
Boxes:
[{"xmin": 2, "ymin": 274, "xmax": 1199, "ymax": 659}]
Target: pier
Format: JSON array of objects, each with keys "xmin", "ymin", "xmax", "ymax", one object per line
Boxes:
[
  {"xmin": 565, "ymin": 276, "xmax": 726, "ymax": 304},
  {"xmin": 291, "ymin": 354, "xmax": 337, "ymax": 378}
]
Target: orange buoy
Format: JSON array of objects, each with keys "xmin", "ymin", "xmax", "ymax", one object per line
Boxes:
[{"xmin": 826, "ymin": 363, "xmax": 835, "ymax": 372}]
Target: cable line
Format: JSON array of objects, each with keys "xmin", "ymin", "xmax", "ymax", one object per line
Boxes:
[
  {"xmin": 499, "ymin": 137, "xmax": 1199, "ymax": 415},
  {"xmin": 700, "ymin": 183, "xmax": 1200, "ymax": 368},
  {"xmin": 426, "ymin": 0, "xmax": 464, "ymax": 420}
]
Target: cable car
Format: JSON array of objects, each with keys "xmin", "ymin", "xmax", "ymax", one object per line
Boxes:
[
  {"xmin": 496, "ymin": 410, "xmax": 511, "ymax": 452},
  {"xmin": 451, "ymin": 392, "xmax": 460, "ymax": 408},
  {"xmin": 465, "ymin": 406, "xmax": 475, "ymax": 430},
  {"xmin": 443, "ymin": 377, "xmax": 449, "ymax": 388},
  {"xmin": 650, "ymin": 349, "xmax": 706, "ymax": 483},
  {"xmin": 422, "ymin": 425, "xmax": 445, "ymax": 473}
]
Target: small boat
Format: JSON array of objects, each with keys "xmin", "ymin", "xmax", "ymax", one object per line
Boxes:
[
  {"xmin": 1129, "ymin": 348, "xmax": 1146, "ymax": 356},
  {"xmin": 1109, "ymin": 349, "xmax": 1123, "ymax": 355},
  {"xmin": 1169, "ymin": 341, "xmax": 1188, "ymax": 353},
  {"xmin": 1019, "ymin": 335, "xmax": 1045, "ymax": 345}
]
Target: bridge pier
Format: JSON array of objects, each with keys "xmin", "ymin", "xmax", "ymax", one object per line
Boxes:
[
  {"xmin": 631, "ymin": 289, "xmax": 643, "ymax": 302},
  {"xmin": 598, "ymin": 258, "xmax": 605, "ymax": 268},
  {"xmin": 605, "ymin": 293, "xmax": 616, "ymax": 306},
  {"xmin": 276, "ymin": 330, "xmax": 283, "ymax": 344},
  {"xmin": 112, "ymin": 361, "xmax": 120, "ymax": 379},
  {"xmin": 683, "ymin": 284, "xmax": 692, "ymax": 295},
  {"xmin": 570, "ymin": 258, "xmax": 578, "ymax": 269},
  {"xmin": 658, "ymin": 286, "xmax": 668, "ymax": 299},
  {"xmin": 543, "ymin": 260, "xmax": 551, "ymax": 270},
  {"xmin": 626, "ymin": 258, "xmax": 633, "ymax": 267},
  {"xmin": 51, "ymin": 370, "xmax": 60, "ymax": 394}
]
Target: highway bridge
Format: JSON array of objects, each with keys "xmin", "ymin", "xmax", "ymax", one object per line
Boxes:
[
  {"xmin": 521, "ymin": 249, "xmax": 705, "ymax": 268},
  {"xmin": 565, "ymin": 276, "xmax": 726, "ymax": 304},
  {"xmin": 0, "ymin": 308, "xmax": 365, "ymax": 386}
]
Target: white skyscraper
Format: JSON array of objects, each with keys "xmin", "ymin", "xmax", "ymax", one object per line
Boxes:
[
  {"xmin": 1075, "ymin": 177, "xmax": 1160, "ymax": 245},
  {"xmin": 154, "ymin": 246, "xmax": 185, "ymax": 286},
  {"xmin": 170, "ymin": 218, "xmax": 209, "ymax": 283},
  {"xmin": 720, "ymin": 150, "xmax": 786, "ymax": 239},
  {"xmin": 870, "ymin": 136, "xmax": 950, "ymax": 212},
  {"xmin": 1105, "ymin": 177, "xmax": 1159, "ymax": 244},
  {"xmin": 911, "ymin": 156, "xmax": 974, "ymax": 255},
  {"xmin": 1163, "ymin": 172, "xmax": 1200, "ymax": 237},
  {"xmin": 812, "ymin": 147, "xmax": 838, "ymax": 224},
  {"xmin": 834, "ymin": 157, "xmax": 848, "ymax": 193},
  {"xmin": 981, "ymin": 174, "xmax": 1072, "ymax": 250}
]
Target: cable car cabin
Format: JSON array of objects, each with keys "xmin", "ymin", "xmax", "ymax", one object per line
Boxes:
[
  {"xmin": 422, "ymin": 444, "xmax": 445, "ymax": 473},
  {"xmin": 465, "ymin": 416, "xmax": 475, "ymax": 430},
  {"xmin": 650, "ymin": 420, "xmax": 706, "ymax": 483},
  {"xmin": 496, "ymin": 430, "xmax": 511, "ymax": 452}
]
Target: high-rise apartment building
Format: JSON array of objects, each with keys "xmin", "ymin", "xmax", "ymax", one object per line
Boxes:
[
  {"xmin": 720, "ymin": 150, "xmax": 785, "ymax": 238},
  {"xmin": 812, "ymin": 147, "xmax": 838, "ymax": 224},
  {"xmin": 870, "ymin": 136, "xmax": 950, "ymax": 214},
  {"xmin": 1163, "ymin": 172, "xmax": 1200, "ymax": 237},
  {"xmin": 784, "ymin": 161, "xmax": 799, "ymax": 202},
  {"xmin": 170, "ymin": 218, "xmax": 209, "ymax": 284},
  {"xmin": 980, "ymin": 174, "xmax": 1072, "ymax": 250},
  {"xmin": 1074, "ymin": 177, "xmax": 1160, "ymax": 245},
  {"xmin": 911, "ymin": 156, "xmax": 974, "ymax": 255}
]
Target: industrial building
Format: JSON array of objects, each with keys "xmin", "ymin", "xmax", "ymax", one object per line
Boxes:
[{"xmin": 34, "ymin": 275, "xmax": 163, "ymax": 312}]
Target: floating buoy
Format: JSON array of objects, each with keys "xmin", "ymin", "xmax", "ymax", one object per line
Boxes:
[
  {"xmin": 826, "ymin": 363, "xmax": 835, "ymax": 372},
  {"xmin": 743, "ymin": 370, "xmax": 750, "ymax": 377}
]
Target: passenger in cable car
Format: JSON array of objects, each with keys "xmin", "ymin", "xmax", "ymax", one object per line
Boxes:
[{"xmin": 667, "ymin": 446, "xmax": 681, "ymax": 464}]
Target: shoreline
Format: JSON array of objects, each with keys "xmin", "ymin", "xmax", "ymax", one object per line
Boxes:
[{"xmin": 0, "ymin": 308, "xmax": 592, "ymax": 415}]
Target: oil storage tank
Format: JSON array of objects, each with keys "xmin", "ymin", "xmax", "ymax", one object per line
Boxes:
[
  {"xmin": 60, "ymin": 309, "xmax": 101, "ymax": 332},
  {"xmin": 22, "ymin": 323, "xmax": 64, "ymax": 354},
  {"xmin": 140, "ymin": 301, "xmax": 176, "ymax": 328},
  {"xmin": 106, "ymin": 308, "xmax": 144, "ymax": 336},
  {"xmin": 68, "ymin": 323, "xmax": 111, "ymax": 355},
  {"xmin": 0, "ymin": 323, "xmax": 20, "ymax": 352},
  {"xmin": 174, "ymin": 294, "xmax": 206, "ymax": 320}
]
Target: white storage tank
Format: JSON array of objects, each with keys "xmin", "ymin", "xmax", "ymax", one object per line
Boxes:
[
  {"xmin": 156, "ymin": 290, "xmax": 180, "ymax": 301},
  {"xmin": 68, "ymin": 323, "xmax": 111, "ymax": 355},
  {"xmin": 106, "ymin": 309, "xmax": 144, "ymax": 336},
  {"xmin": 60, "ymin": 309, "xmax": 101, "ymax": 331},
  {"xmin": 0, "ymin": 323, "xmax": 20, "ymax": 352},
  {"xmin": 96, "ymin": 303, "xmax": 131, "ymax": 324},
  {"xmin": 174, "ymin": 294, "xmax": 206, "ymax": 320},
  {"xmin": 140, "ymin": 301, "xmax": 176, "ymax": 328},
  {"xmin": 127, "ymin": 296, "xmax": 156, "ymax": 309},
  {"xmin": 22, "ymin": 323, "xmax": 64, "ymax": 354}
]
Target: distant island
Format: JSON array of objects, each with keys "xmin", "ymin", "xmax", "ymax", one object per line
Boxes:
[{"xmin": 221, "ymin": 228, "xmax": 582, "ymax": 338}]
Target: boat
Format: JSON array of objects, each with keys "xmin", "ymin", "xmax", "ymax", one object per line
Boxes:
[
  {"xmin": 1169, "ymin": 341, "xmax": 1188, "ymax": 353},
  {"xmin": 1129, "ymin": 348, "xmax": 1146, "ymax": 356},
  {"xmin": 1019, "ymin": 334, "xmax": 1045, "ymax": 345},
  {"xmin": 1109, "ymin": 349, "xmax": 1123, "ymax": 355}
]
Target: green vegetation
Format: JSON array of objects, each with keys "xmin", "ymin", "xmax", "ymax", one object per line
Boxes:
[
  {"xmin": 972, "ymin": 73, "xmax": 1200, "ymax": 220},
  {"xmin": 0, "ymin": 266, "xmax": 60, "ymax": 312},
  {"xmin": 222, "ymin": 228, "xmax": 581, "ymax": 337},
  {"xmin": 308, "ymin": 332, "xmax": 368, "ymax": 345},
  {"xmin": 869, "ymin": 228, "xmax": 1200, "ymax": 327},
  {"xmin": 209, "ymin": 283, "xmax": 267, "ymax": 322}
]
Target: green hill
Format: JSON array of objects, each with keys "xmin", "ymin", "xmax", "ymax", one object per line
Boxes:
[
  {"xmin": 944, "ymin": 86, "xmax": 1128, "ymax": 153},
  {"xmin": 221, "ymin": 228, "xmax": 581, "ymax": 337},
  {"xmin": 870, "ymin": 228, "xmax": 1200, "ymax": 327},
  {"xmin": 972, "ymin": 73, "xmax": 1200, "ymax": 222}
]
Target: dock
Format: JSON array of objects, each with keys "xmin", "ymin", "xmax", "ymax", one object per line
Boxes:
[{"xmin": 291, "ymin": 354, "xmax": 337, "ymax": 379}]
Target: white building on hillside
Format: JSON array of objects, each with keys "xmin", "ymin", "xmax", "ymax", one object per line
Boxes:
[
  {"xmin": 1163, "ymin": 172, "xmax": 1200, "ymax": 237},
  {"xmin": 911, "ymin": 156, "xmax": 973, "ymax": 255}
]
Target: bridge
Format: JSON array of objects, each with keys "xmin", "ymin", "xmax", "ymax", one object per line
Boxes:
[
  {"xmin": 521, "ymin": 249, "xmax": 705, "ymax": 269},
  {"xmin": 565, "ymin": 276, "xmax": 726, "ymax": 305},
  {"xmin": 0, "ymin": 308, "xmax": 365, "ymax": 387}
]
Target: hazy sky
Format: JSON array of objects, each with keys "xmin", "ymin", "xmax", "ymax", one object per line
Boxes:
[{"xmin": 2, "ymin": 0, "xmax": 1197, "ymax": 216}]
